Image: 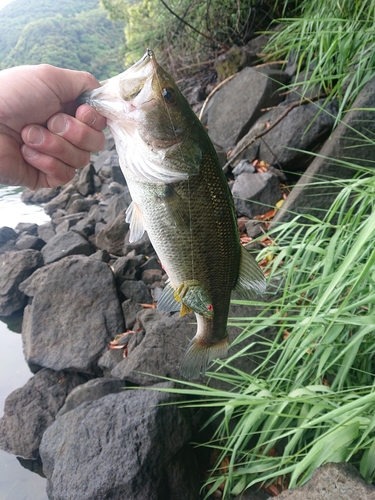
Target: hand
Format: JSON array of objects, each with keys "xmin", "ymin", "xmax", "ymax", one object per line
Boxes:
[{"xmin": 0, "ymin": 64, "xmax": 107, "ymax": 189}]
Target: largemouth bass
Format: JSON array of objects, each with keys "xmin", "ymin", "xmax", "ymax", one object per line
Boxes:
[{"xmin": 80, "ymin": 49, "xmax": 266, "ymax": 378}]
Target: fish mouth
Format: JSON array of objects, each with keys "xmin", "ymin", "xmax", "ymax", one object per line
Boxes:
[{"xmin": 77, "ymin": 49, "xmax": 157, "ymax": 116}]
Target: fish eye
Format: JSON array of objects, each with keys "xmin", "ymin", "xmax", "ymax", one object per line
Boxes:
[{"xmin": 162, "ymin": 87, "xmax": 175, "ymax": 104}]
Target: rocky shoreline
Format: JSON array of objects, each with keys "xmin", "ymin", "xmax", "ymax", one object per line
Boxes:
[{"xmin": 2, "ymin": 38, "xmax": 375, "ymax": 499}]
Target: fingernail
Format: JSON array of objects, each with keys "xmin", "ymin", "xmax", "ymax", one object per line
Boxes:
[
  {"xmin": 50, "ymin": 114, "xmax": 68, "ymax": 134},
  {"xmin": 27, "ymin": 125, "xmax": 44, "ymax": 145},
  {"xmin": 22, "ymin": 145, "xmax": 37, "ymax": 158},
  {"xmin": 82, "ymin": 109, "xmax": 96, "ymax": 126}
]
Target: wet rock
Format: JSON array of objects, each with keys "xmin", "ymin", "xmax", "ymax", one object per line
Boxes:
[
  {"xmin": 232, "ymin": 172, "xmax": 282, "ymax": 218},
  {"xmin": 20, "ymin": 255, "xmax": 124, "ymax": 375},
  {"xmin": 95, "ymin": 208, "xmax": 129, "ymax": 256},
  {"xmin": 15, "ymin": 234, "xmax": 46, "ymax": 251},
  {"xmin": 0, "ymin": 249, "xmax": 43, "ymax": 316},
  {"xmin": 277, "ymin": 462, "xmax": 375, "ymax": 500},
  {"xmin": 40, "ymin": 384, "xmax": 200, "ymax": 500},
  {"xmin": 41, "ymin": 231, "xmax": 94, "ymax": 264},
  {"xmin": 207, "ymin": 66, "xmax": 289, "ymax": 151},
  {"xmin": 58, "ymin": 378, "xmax": 126, "ymax": 416},
  {"xmin": 0, "ymin": 368, "xmax": 87, "ymax": 459},
  {"xmin": 37, "ymin": 221, "xmax": 56, "ymax": 242},
  {"xmin": 120, "ymin": 280, "xmax": 153, "ymax": 304}
]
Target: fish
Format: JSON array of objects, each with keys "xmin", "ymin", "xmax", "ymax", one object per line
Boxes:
[{"xmin": 80, "ymin": 49, "xmax": 266, "ymax": 378}]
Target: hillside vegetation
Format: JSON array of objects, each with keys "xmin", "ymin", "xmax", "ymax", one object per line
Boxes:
[{"xmin": 0, "ymin": 0, "xmax": 125, "ymax": 80}]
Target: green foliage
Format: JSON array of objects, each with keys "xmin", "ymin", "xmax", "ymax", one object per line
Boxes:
[
  {"xmin": 0, "ymin": 0, "xmax": 126, "ymax": 80},
  {"xmin": 264, "ymin": 0, "xmax": 375, "ymax": 122},
  {"xmin": 156, "ymin": 154, "xmax": 375, "ymax": 496},
  {"xmin": 101, "ymin": 0, "xmax": 286, "ymax": 69}
]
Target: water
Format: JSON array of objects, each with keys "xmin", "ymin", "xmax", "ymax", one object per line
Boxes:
[{"xmin": 0, "ymin": 185, "xmax": 49, "ymax": 499}]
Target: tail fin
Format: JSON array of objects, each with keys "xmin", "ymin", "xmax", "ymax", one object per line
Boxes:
[{"xmin": 179, "ymin": 334, "xmax": 229, "ymax": 379}]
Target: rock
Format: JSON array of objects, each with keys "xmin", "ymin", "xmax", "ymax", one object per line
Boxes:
[
  {"xmin": 108, "ymin": 181, "xmax": 125, "ymax": 194},
  {"xmin": 44, "ymin": 185, "xmax": 76, "ymax": 215},
  {"xmin": 41, "ymin": 231, "xmax": 94, "ymax": 264},
  {"xmin": 102, "ymin": 192, "xmax": 128, "ymax": 223},
  {"xmin": 277, "ymin": 462, "xmax": 375, "ymax": 499},
  {"xmin": 0, "ymin": 368, "xmax": 87, "ymax": 459},
  {"xmin": 97, "ymin": 349, "xmax": 125, "ymax": 376},
  {"xmin": 40, "ymin": 385, "xmax": 200, "ymax": 500},
  {"xmin": 55, "ymin": 213, "xmax": 86, "ymax": 234},
  {"xmin": 21, "ymin": 186, "xmax": 61, "ymax": 204},
  {"xmin": 70, "ymin": 217, "xmax": 96, "ymax": 239},
  {"xmin": 206, "ymin": 66, "xmax": 289, "ymax": 151},
  {"xmin": 95, "ymin": 208, "xmax": 129, "ymax": 256},
  {"xmin": 123, "ymin": 231, "xmax": 154, "ymax": 256},
  {"xmin": 15, "ymin": 234, "xmax": 46, "ymax": 251},
  {"xmin": 215, "ymin": 44, "xmax": 260, "ymax": 81},
  {"xmin": 20, "ymin": 256, "xmax": 125, "ymax": 375},
  {"xmin": 232, "ymin": 172, "xmax": 282, "ymax": 218},
  {"xmin": 0, "ymin": 249, "xmax": 43, "ymax": 316},
  {"xmin": 112, "ymin": 253, "xmax": 145, "ymax": 284},
  {"xmin": 111, "ymin": 166, "xmax": 126, "ymax": 185},
  {"xmin": 0, "ymin": 226, "xmax": 17, "ymax": 246},
  {"xmin": 245, "ymin": 219, "xmax": 265, "ymax": 239},
  {"xmin": 14, "ymin": 222, "xmax": 38, "ymax": 235},
  {"xmin": 274, "ymin": 77, "xmax": 375, "ymax": 225},
  {"xmin": 121, "ymin": 299, "xmax": 143, "ymax": 330},
  {"xmin": 111, "ymin": 309, "xmax": 195, "ymax": 385},
  {"xmin": 139, "ymin": 255, "xmax": 162, "ymax": 272},
  {"xmin": 58, "ymin": 378, "xmax": 126, "ymax": 416},
  {"xmin": 89, "ymin": 249, "xmax": 111, "ymax": 262},
  {"xmin": 141, "ymin": 268, "xmax": 163, "ymax": 285},
  {"xmin": 76, "ymin": 163, "xmax": 96, "ymax": 196},
  {"xmin": 229, "ymin": 99, "xmax": 337, "ymax": 171},
  {"xmin": 232, "ymin": 159, "xmax": 256, "ymax": 177},
  {"xmin": 120, "ymin": 280, "xmax": 153, "ymax": 304},
  {"xmin": 92, "ymin": 149, "xmax": 113, "ymax": 173},
  {"xmin": 37, "ymin": 221, "xmax": 56, "ymax": 242},
  {"xmin": 66, "ymin": 197, "xmax": 98, "ymax": 215}
]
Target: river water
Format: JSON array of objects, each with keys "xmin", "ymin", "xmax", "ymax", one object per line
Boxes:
[{"xmin": 0, "ymin": 185, "xmax": 49, "ymax": 500}]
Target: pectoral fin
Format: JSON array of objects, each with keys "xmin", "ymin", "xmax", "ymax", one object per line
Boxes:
[
  {"xmin": 126, "ymin": 201, "xmax": 145, "ymax": 243},
  {"xmin": 157, "ymin": 281, "xmax": 181, "ymax": 313},
  {"xmin": 156, "ymin": 184, "xmax": 191, "ymax": 231},
  {"xmin": 234, "ymin": 246, "xmax": 266, "ymax": 297}
]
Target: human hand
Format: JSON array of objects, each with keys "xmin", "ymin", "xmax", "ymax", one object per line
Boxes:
[{"xmin": 0, "ymin": 64, "xmax": 107, "ymax": 190}]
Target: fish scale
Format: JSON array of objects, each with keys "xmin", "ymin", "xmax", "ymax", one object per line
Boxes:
[{"xmin": 80, "ymin": 49, "xmax": 266, "ymax": 378}]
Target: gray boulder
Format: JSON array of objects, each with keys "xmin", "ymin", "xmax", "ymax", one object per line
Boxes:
[
  {"xmin": 0, "ymin": 368, "xmax": 86, "ymax": 459},
  {"xmin": 14, "ymin": 222, "xmax": 38, "ymax": 235},
  {"xmin": 40, "ymin": 385, "xmax": 200, "ymax": 500},
  {"xmin": 277, "ymin": 462, "xmax": 375, "ymax": 500},
  {"xmin": 58, "ymin": 378, "xmax": 126, "ymax": 416},
  {"xmin": 41, "ymin": 231, "xmax": 94, "ymax": 264},
  {"xmin": 21, "ymin": 186, "xmax": 60, "ymax": 204},
  {"xmin": 120, "ymin": 280, "xmax": 153, "ymax": 304},
  {"xmin": 232, "ymin": 172, "xmax": 282, "ymax": 218},
  {"xmin": 274, "ymin": 76, "xmax": 375, "ymax": 224},
  {"xmin": 0, "ymin": 249, "xmax": 43, "ymax": 316},
  {"xmin": 43, "ymin": 184, "xmax": 77, "ymax": 215},
  {"xmin": 102, "ymin": 192, "xmax": 128, "ymax": 223},
  {"xmin": 206, "ymin": 66, "xmax": 289, "ymax": 151},
  {"xmin": 15, "ymin": 234, "xmax": 46, "ymax": 251},
  {"xmin": 0, "ymin": 226, "xmax": 17, "ymax": 245},
  {"xmin": 37, "ymin": 221, "xmax": 56, "ymax": 242},
  {"xmin": 229, "ymin": 99, "xmax": 337, "ymax": 171},
  {"xmin": 20, "ymin": 255, "xmax": 125, "ymax": 375}
]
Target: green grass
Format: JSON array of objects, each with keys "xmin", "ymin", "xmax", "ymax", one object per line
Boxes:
[
  {"xmin": 263, "ymin": 0, "xmax": 375, "ymax": 124},
  {"xmin": 158, "ymin": 167, "xmax": 375, "ymax": 497}
]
